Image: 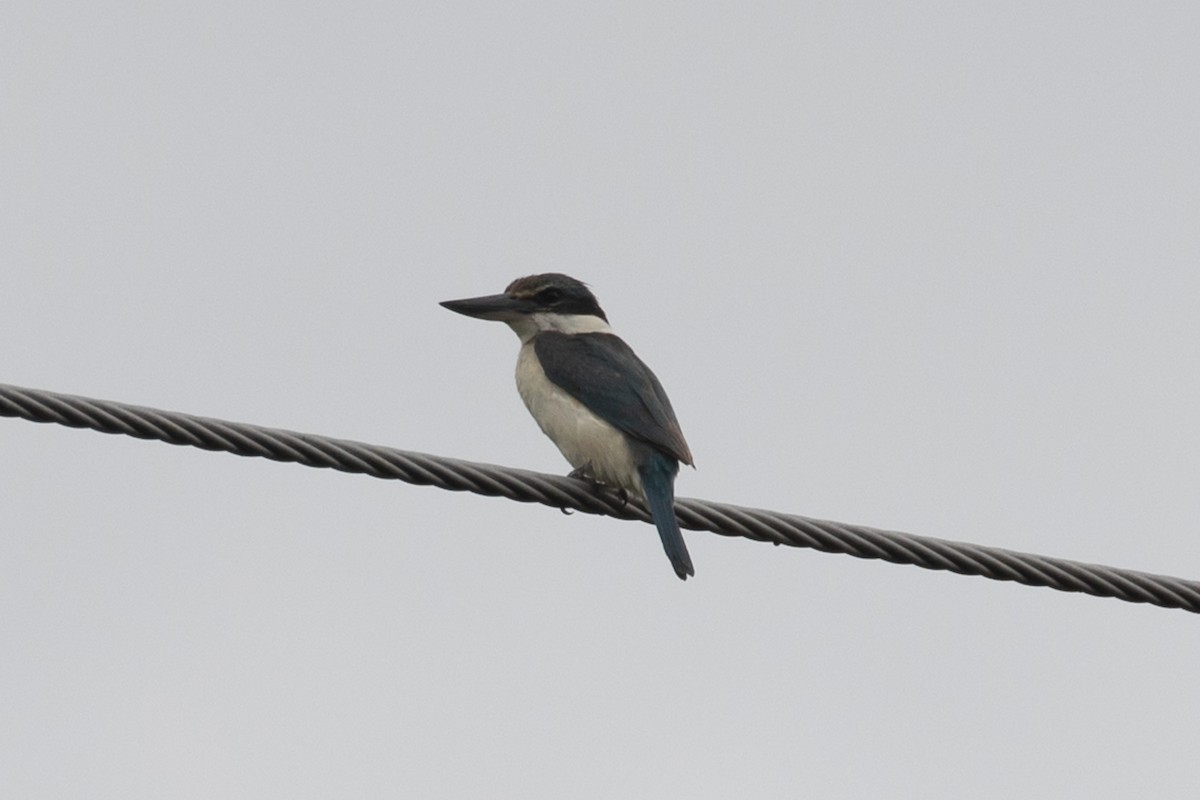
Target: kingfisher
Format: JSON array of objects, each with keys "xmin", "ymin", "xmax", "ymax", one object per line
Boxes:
[{"xmin": 440, "ymin": 273, "xmax": 695, "ymax": 580}]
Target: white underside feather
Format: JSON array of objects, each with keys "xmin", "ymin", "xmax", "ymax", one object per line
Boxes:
[{"xmin": 514, "ymin": 341, "xmax": 642, "ymax": 496}]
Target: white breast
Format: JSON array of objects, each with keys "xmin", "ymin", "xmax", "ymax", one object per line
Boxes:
[{"xmin": 515, "ymin": 342, "xmax": 642, "ymax": 496}]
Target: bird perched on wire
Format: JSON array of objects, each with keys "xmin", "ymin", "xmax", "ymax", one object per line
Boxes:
[{"xmin": 441, "ymin": 273, "xmax": 695, "ymax": 580}]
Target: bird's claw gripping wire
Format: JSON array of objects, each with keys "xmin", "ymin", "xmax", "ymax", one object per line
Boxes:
[{"xmin": 562, "ymin": 465, "xmax": 630, "ymax": 513}]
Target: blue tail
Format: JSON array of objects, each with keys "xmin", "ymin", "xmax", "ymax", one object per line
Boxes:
[{"xmin": 638, "ymin": 453, "xmax": 694, "ymax": 580}]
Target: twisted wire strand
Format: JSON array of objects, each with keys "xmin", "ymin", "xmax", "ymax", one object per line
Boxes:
[{"xmin": 2, "ymin": 381, "xmax": 1197, "ymax": 614}]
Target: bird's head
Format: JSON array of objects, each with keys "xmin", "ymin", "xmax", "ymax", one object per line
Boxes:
[{"xmin": 441, "ymin": 273, "xmax": 610, "ymax": 341}]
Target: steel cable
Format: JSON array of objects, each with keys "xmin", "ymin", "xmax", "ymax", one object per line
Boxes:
[{"xmin": 2, "ymin": 381, "xmax": 1197, "ymax": 613}]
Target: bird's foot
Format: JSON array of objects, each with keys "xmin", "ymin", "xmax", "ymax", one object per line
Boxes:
[
  {"xmin": 568, "ymin": 465, "xmax": 607, "ymax": 493},
  {"xmin": 567, "ymin": 466, "xmax": 630, "ymax": 508},
  {"xmin": 560, "ymin": 465, "xmax": 599, "ymax": 514}
]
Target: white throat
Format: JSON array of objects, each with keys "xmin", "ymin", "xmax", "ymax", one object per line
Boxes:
[{"xmin": 506, "ymin": 312, "xmax": 612, "ymax": 343}]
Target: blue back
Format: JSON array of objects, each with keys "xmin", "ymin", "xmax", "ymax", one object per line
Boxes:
[{"xmin": 533, "ymin": 331, "xmax": 692, "ymax": 466}]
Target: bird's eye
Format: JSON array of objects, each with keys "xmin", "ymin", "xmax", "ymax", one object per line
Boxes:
[{"xmin": 538, "ymin": 288, "xmax": 563, "ymax": 304}]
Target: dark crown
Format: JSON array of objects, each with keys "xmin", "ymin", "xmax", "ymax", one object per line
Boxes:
[{"xmin": 505, "ymin": 273, "xmax": 607, "ymax": 320}]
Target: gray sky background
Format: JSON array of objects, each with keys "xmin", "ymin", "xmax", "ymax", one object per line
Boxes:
[{"xmin": 3, "ymin": 2, "xmax": 1198, "ymax": 797}]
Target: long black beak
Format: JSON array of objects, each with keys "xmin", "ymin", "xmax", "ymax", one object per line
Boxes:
[{"xmin": 439, "ymin": 293, "xmax": 533, "ymax": 321}]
